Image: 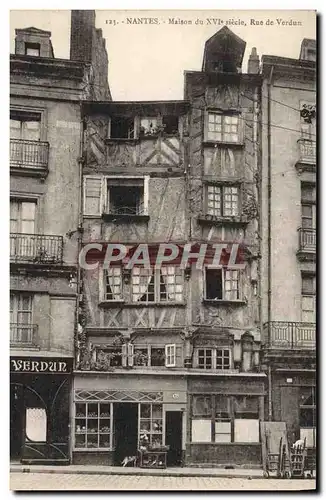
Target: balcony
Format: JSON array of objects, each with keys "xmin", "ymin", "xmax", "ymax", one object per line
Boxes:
[
  {"xmin": 297, "ymin": 228, "xmax": 316, "ymax": 261},
  {"xmin": 264, "ymin": 321, "xmax": 315, "ymax": 350},
  {"xmin": 10, "ymin": 323, "xmax": 38, "ymax": 347},
  {"xmin": 10, "ymin": 233, "xmax": 63, "ymax": 265},
  {"xmin": 10, "ymin": 139, "xmax": 49, "ymax": 177},
  {"xmin": 295, "ymin": 139, "xmax": 316, "ymax": 174}
]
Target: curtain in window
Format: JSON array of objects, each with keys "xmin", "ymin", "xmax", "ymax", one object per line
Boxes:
[{"xmin": 132, "ymin": 268, "xmax": 153, "ymax": 301}]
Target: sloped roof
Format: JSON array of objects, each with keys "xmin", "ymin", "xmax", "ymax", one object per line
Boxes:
[
  {"xmin": 15, "ymin": 26, "xmax": 51, "ymax": 36},
  {"xmin": 202, "ymin": 26, "xmax": 246, "ymax": 70}
]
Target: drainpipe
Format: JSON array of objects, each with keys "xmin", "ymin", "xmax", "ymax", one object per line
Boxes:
[{"xmin": 267, "ymin": 66, "xmax": 274, "ymax": 421}]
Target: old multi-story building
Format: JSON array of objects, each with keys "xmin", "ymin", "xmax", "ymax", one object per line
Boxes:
[
  {"xmin": 10, "ymin": 10, "xmax": 109, "ymax": 464},
  {"xmin": 261, "ymin": 40, "xmax": 316, "ymax": 450},
  {"xmin": 74, "ymin": 26, "xmax": 265, "ymax": 468}
]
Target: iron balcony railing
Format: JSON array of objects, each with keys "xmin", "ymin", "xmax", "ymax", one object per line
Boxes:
[
  {"xmin": 297, "ymin": 138, "xmax": 316, "ymax": 163},
  {"xmin": 264, "ymin": 321, "xmax": 315, "ymax": 349},
  {"xmin": 10, "ymin": 139, "xmax": 49, "ymax": 170},
  {"xmin": 10, "ymin": 323, "xmax": 38, "ymax": 346},
  {"xmin": 298, "ymin": 228, "xmax": 316, "ymax": 252},
  {"xmin": 10, "ymin": 233, "xmax": 63, "ymax": 264}
]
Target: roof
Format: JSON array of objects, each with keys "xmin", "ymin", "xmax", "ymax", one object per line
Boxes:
[
  {"xmin": 15, "ymin": 26, "xmax": 52, "ymax": 36},
  {"xmin": 202, "ymin": 26, "xmax": 246, "ymax": 71}
]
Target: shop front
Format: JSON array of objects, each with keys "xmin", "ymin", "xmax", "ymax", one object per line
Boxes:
[
  {"xmin": 10, "ymin": 355, "xmax": 73, "ymax": 464},
  {"xmin": 73, "ymin": 372, "xmax": 187, "ymax": 467},
  {"xmin": 186, "ymin": 375, "xmax": 266, "ymax": 467}
]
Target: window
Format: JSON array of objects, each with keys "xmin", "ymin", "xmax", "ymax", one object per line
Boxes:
[
  {"xmin": 205, "ymin": 268, "xmax": 240, "ymax": 301},
  {"xmin": 162, "ymin": 115, "xmax": 179, "ymax": 135},
  {"xmin": 207, "ymin": 185, "xmax": 239, "ymax": 216},
  {"xmin": 133, "ymin": 344, "xmax": 178, "ymax": 368},
  {"xmin": 139, "ymin": 404, "xmax": 163, "ymax": 449},
  {"xmin": 74, "ymin": 402, "xmax": 111, "ymax": 450},
  {"xmin": 25, "ymin": 43, "xmax": 40, "ymax": 56},
  {"xmin": 299, "ymin": 387, "xmax": 316, "ymax": 447},
  {"xmin": 300, "ymin": 103, "xmax": 316, "ymax": 138},
  {"xmin": 84, "ymin": 176, "xmax": 149, "ymax": 217},
  {"xmin": 109, "ymin": 116, "xmax": 134, "ymax": 139},
  {"xmin": 207, "ymin": 113, "xmax": 240, "ymax": 143},
  {"xmin": 10, "ymin": 200, "xmax": 36, "ymax": 234},
  {"xmin": 301, "ymin": 275, "xmax": 316, "ymax": 323},
  {"xmin": 195, "ymin": 347, "xmax": 231, "ymax": 370},
  {"xmin": 10, "ymin": 293, "xmax": 33, "ymax": 344},
  {"xmin": 96, "ymin": 347, "xmax": 123, "ymax": 367},
  {"xmin": 301, "ymin": 185, "xmax": 316, "ymax": 229},
  {"xmin": 140, "ymin": 117, "xmax": 159, "ymax": 136},
  {"xmin": 191, "ymin": 395, "xmax": 259, "ymax": 444},
  {"xmin": 103, "ymin": 267, "xmax": 123, "ymax": 301},
  {"xmin": 10, "ymin": 111, "xmax": 41, "ymax": 141},
  {"xmin": 132, "ymin": 267, "xmax": 184, "ymax": 303}
]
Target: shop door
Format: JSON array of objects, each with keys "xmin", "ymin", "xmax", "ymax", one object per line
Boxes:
[
  {"xmin": 165, "ymin": 411, "xmax": 182, "ymax": 466},
  {"xmin": 281, "ymin": 385, "xmax": 300, "ymax": 443},
  {"xmin": 10, "ymin": 383, "xmax": 24, "ymax": 460},
  {"xmin": 114, "ymin": 403, "xmax": 138, "ymax": 466}
]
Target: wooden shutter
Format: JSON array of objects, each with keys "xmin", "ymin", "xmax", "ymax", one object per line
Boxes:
[
  {"xmin": 121, "ymin": 343, "xmax": 128, "ymax": 367},
  {"xmin": 165, "ymin": 344, "xmax": 176, "ymax": 367},
  {"xmin": 127, "ymin": 343, "xmax": 134, "ymax": 367},
  {"xmin": 84, "ymin": 176, "xmax": 103, "ymax": 216}
]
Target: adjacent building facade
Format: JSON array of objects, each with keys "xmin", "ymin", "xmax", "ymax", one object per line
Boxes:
[
  {"xmin": 261, "ymin": 40, "xmax": 316, "ymax": 449},
  {"xmin": 10, "ymin": 11, "xmax": 109, "ymax": 464}
]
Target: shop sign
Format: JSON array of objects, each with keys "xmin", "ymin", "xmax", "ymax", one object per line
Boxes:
[{"xmin": 10, "ymin": 357, "xmax": 73, "ymax": 374}]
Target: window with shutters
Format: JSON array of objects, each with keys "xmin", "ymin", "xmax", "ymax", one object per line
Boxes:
[
  {"xmin": 206, "ymin": 184, "xmax": 240, "ymax": 217},
  {"xmin": 205, "ymin": 113, "xmax": 242, "ymax": 144},
  {"xmin": 84, "ymin": 176, "xmax": 103, "ymax": 216},
  {"xmin": 133, "ymin": 344, "xmax": 178, "ymax": 368}
]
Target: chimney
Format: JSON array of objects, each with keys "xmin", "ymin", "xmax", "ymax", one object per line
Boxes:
[
  {"xmin": 70, "ymin": 10, "xmax": 95, "ymax": 62},
  {"xmin": 14, "ymin": 27, "xmax": 54, "ymax": 58},
  {"xmin": 247, "ymin": 47, "xmax": 260, "ymax": 74}
]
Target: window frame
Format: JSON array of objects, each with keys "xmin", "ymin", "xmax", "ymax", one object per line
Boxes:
[
  {"xmin": 132, "ymin": 343, "xmax": 178, "ymax": 368},
  {"xmin": 100, "ymin": 266, "xmax": 124, "ymax": 303},
  {"xmin": 205, "ymin": 183, "xmax": 241, "ymax": 217},
  {"xmin": 74, "ymin": 402, "xmax": 112, "ymax": 451},
  {"xmin": 205, "ymin": 111, "xmax": 242, "ymax": 144},
  {"xmin": 194, "ymin": 347, "xmax": 232, "ymax": 370},
  {"xmin": 301, "ymin": 274, "xmax": 316, "ymax": 323},
  {"xmin": 131, "ymin": 266, "xmax": 184, "ymax": 304},
  {"xmin": 204, "ymin": 267, "xmax": 242, "ymax": 302},
  {"xmin": 10, "ymin": 106, "xmax": 46, "ymax": 142}
]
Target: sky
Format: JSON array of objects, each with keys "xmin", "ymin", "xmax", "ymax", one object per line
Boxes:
[{"xmin": 10, "ymin": 9, "xmax": 316, "ymax": 101}]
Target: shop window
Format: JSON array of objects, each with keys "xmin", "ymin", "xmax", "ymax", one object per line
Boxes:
[
  {"xmin": 204, "ymin": 268, "xmax": 240, "ymax": 301},
  {"xmin": 162, "ymin": 115, "xmax": 179, "ymax": 135},
  {"xmin": 25, "ymin": 407, "xmax": 47, "ymax": 442},
  {"xmin": 132, "ymin": 267, "xmax": 184, "ymax": 303},
  {"xmin": 233, "ymin": 396, "xmax": 259, "ymax": 443},
  {"xmin": 206, "ymin": 113, "xmax": 241, "ymax": 143},
  {"xmin": 299, "ymin": 386, "xmax": 316, "ymax": 448},
  {"xmin": 109, "ymin": 116, "xmax": 134, "ymax": 139},
  {"xmin": 74, "ymin": 402, "xmax": 111, "ymax": 450},
  {"xmin": 191, "ymin": 394, "xmax": 259, "ymax": 444},
  {"xmin": 206, "ymin": 184, "xmax": 239, "ymax": 217},
  {"xmin": 139, "ymin": 404, "xmax": 163, "ymax": 448},
  {"xmin": 103, "ymin": 267, "xmax": 123, "ymax": 301},
  {"xmin": 25, "ymin": 42, "xmax": 40, "ymax": 56}
]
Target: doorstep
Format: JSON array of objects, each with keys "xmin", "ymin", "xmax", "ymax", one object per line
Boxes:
[{"xmin": 10, "ymin": 463, "xmax": 264, "ymax": 478}]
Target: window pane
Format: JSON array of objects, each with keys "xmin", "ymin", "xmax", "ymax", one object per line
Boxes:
[
  {"xmin": 191, "ymin": 419, "xmax": 211, "ymax": 442},
  {"xmin": 26, "ymin": 407, "xmax": 47, "ymax": 442},
  {"xmin": 192, "ymin": 396, "xmax": 212, "ymax": 416},
  {"xmin": 234, "ymin": 419, "xmax": 259, "ymax": 443}
]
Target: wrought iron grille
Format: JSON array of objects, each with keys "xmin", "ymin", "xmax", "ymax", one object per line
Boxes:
[
  {"xmin": 10, "ymin": 233, "xmax": 63, "ymax": 264},
  {"xmin": 10, "ymin": 139, "xmax": 49, "ymax": 169}
]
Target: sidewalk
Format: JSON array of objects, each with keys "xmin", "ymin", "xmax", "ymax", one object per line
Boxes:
[{"xmin": 10, "ymin": 463, "xmax": 264, "ymax": 479}]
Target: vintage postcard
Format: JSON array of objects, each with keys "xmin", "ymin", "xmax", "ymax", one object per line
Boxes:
[{"xmin": 9, "ymin": 8, "xmax": 316, "ymax": 492}]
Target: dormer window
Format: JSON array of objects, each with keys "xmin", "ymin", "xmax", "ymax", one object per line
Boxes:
[{"xmin": 25, "ymin": 43, "xmax": 40, "ymax": 57}]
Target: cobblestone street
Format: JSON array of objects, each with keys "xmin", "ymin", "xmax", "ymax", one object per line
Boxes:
[{"xmin": 10, "ymin": 473, "xmax": 317, "ymax": 491}]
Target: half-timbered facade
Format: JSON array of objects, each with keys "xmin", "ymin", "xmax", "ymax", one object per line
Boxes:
[{"xmin": 75, "ymin": 27, "xmax": 265, "ymax": 468}]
